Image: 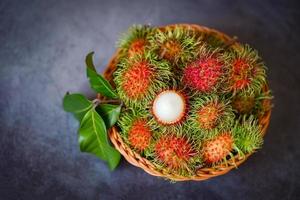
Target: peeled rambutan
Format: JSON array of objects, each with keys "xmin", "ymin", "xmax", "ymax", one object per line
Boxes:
[
  {"xmin": 152, "ymin": 90, "xmax": 187, "ymax": 125},
  {"xmin": 183, "ymin": 57, "xmax": 224, "ymax": 92},
  {"xmin": 121, "ymin": 61, "xmax": 153, "ymax": 99},
  {"xmin": 202, "ymin": 133, "xmax": 233, "ymax": 164},
  {"xmin": 128, "ymin": 119, "xmax": 152, "ymax": 151},
  {"xmin": 155, "ymin": 135, "xmax": 195, "ymax": 169}
]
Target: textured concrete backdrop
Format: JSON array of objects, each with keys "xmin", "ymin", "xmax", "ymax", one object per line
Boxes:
[{"xmin": 0, "ymin": 0, "xmax": 300, "ymax": 199}]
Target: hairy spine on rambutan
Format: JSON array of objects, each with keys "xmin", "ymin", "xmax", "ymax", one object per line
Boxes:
[
  {"xmin": 114, "ymin": 51, "xmax": 172, "ymax": 108},
  {"xmin": 151, "ymin": 89, "xmax": 188, "ymax": 126},
  {"xmin": 183, "ymin": 45, "xmax": 228, "ymax": 93},
  {"xmin": 117, "ymin": 109, "xmax": 158, "ymax": 152},
  {"xmin": 120, "ymin": 61, "xmax": 153, "ymax": 99},
  {"xmin": 223, "ymin": 44, "xmax": 267, "ymax": 94},
  {"xmin": 232, "ymin": 116, "xmax": 263, "ymax": 154},
  {"xmin": 149, "ymin": 26, "xmax": 201, "ymax": 65},
  {"xmin": 188, "ymin": 95, "xmax": 234, "ymax": 134},
  {"xmin": 232, "ymin": 94, "xmax": 256, "ymax": 115},
  {"xmin": 118, "ymin": 25, "xmax": 153, "ymax": 58},
  {"xmin": 128, "ymin": 39, "xmax": 147, "ymax": 58},
  {"xmin": 128, "ymin": 119, "xmax": 152, "ymax": 151},
  {"xmin": 155, "ymin": 135, "xmax": 195, "ymax": 169},
  {"xmin": 201, "ymin": 133, "xmax": 233, "ymax": 164},
  {"xmin": 232, "ymin": 89, "xmax": 272, "ymax": 118}
]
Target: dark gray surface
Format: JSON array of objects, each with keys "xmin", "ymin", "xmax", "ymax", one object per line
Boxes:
[{"xmin": 1, "ymin": 0, "xmax": 300, "ymax": 199}]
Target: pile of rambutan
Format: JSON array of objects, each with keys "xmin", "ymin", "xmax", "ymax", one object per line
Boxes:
[{"xmin": 114, "ymin": 25, "xmax": 272, "ymax": 177}]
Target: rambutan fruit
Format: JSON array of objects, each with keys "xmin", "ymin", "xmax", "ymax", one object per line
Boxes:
[
  {"xmin": 232, "ymin": 116, "xmax": 263, "ymax": 154},
  {"xmin": 127, "ymin": 39, "xmax": 147, "ymax": 58},
  {"xmin": 232, "ymin": 88, "xmax": 272, "ymax": 117},
  {"xmin": 155, "ymin": 135, "xmax": 195, "ymax": 169},
  {"xmin": 114, "ymin": 51, "xmax": 172, "ymax": 108},
  {"xmin": 223, "ymin": 44, "xmax": 266, "ymax": 94},
  {"xmin": 117, "ymin": 109, "xmax": 158, "ymax": 151},
  {"xmin": 149, "ymin": 26, "xmax": 201, "ymax": 65},
  {"xmin": 232, "ymin": 94, "xmax": 256, "ymax": 115},
  {"xmin": 183, "ymin": 46, "xmax": 227, "ymax": 93},
  {"xmin": 128, "ymin": 119, "xmax": 152, "ymax": 151},
  {"xmin": 188, "ymin": 95, "xmax": 234, "ymax": 133},
  {"xmin": 118, "ymin": 25, "xmax": 153, "ymax": 58},
  {"xmin": 151, "ymin": 90, "xmax": 188, "ymax": 125},
  {"xmin": 201, "ymin": 133, "xmax": 234, "ymax": 164}
]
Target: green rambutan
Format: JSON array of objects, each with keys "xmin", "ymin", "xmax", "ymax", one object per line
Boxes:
[
  {"xmin": 114, "ymin": 51, "xmax": 172, "ymax": 108},
  {"xmin": 223, "ymin": 44, "xmax": 266, "ymax": 94},
  {"xmin": 117, "ymin": 109, "xmax": 158, "ymax": 151},
  {"xmin": 118, "ymin": 25, "xmax": 154, "ymax": 58},
  {"xmin": 182, "ymin": 45, "xmax": 228, "ymax": 93},
  {"xmin": 154, "ymin": 134, "xmax": 196, "ymax": 169},
  {"xmin": 232, "ymin": 116, "xmax": 263, "ymax": 154},
  {"xmin": 188, "ymin": 95, "xmax": 234, "ymax": 134},
  {"xmin": 201, "ymin": 133, "xmax": 234, "ymax": 164},
  {"xmin": 149, "ymin": 25, "xmax": 201, "ymax": 65}
]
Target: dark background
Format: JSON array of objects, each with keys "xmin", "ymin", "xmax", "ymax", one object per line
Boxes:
[{"xmin": 1, "ymin": 0, "xmax": 300, "ymax": 199}]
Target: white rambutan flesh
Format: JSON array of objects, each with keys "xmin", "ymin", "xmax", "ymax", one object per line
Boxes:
[{"xmin": 152, "ymin": 90, "xmax": 186, "ymax": 125}]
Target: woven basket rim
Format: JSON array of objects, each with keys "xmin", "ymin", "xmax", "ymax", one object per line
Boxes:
[{"xmin": 101, "ymin": 24, "xmax": 272, "ymax": 181}]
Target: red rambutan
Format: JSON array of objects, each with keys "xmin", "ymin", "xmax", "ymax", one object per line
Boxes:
[
  {"xmin": 183, "ymin": 57, "xmax": 223, "ymax": 92},
  {"xmin": 128, "ymin": 119, "xmax": 152, "ymax": 151},
  {"xmin": 202, "ymin": 133, "xmax": 233, "ymax": 164},
  {"xmin": 121, "ymin": 61, "xmax": 153, "ymax": 99},
  {"xmin": 155, "ymin": 135, "xmax": 195, "ymax": 169},
  {"xmin": 231, "ymin": 58, "xmax": 254, "ymax": 90},
  {"xmin": 223, "ymin": 45, "xmax": 266, "ymax": 94}
]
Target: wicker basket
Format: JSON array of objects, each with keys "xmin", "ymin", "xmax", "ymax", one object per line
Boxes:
[{"xmin": 101, "ymin": 24, "xmax": 271, "ymax": 181}]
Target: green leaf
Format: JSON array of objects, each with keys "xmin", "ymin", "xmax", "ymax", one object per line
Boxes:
[
  {"xmin": 63, "ymin": 93, "xmax": 93, "ymax": 121},
  {"xmin": 79, "ymin": 108, "xmax": 121, "ymax": 170},
  {"xmin": 86, "ymin": 52, "xmax": 118, "ymax": 99},
  {"xmin": 96, "ymin": 104, "xmax": 122, "ymax": 128}
]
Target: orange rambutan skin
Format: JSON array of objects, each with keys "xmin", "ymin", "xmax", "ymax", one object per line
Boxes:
[
  {"xmin": 197, "ymin": 103, "xmax": 220, "ymax": 130},
  {"xmin": 122, "ymin": 61, "xmax": 153, "ymax": 99},
  {"xmin": 231, "ymin": 59, "xmax": 253, "ymax": 90},
  {"xmin": 155, "ymin": 135, "xmax": 194, "ymax": 169},
  {"xmin": 202, "ymin": 133, "xmax": 233, "ymax": 164},
  {"xmin": 160, "ymin": 40, "xmax": 182, "ymax": 61},
  {"xmin": 128, "ymin": 39, "xmax": 146, "ymax": 58},
  {"xmin": 128, "ymin": 119, "xmax": 152, "ymax": 151},
  {"xmin": 183, "ymin": 57, "xmax": 223, "ymax": 92}
]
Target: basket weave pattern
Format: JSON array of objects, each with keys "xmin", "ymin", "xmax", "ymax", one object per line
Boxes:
[{"xmin": 101, "ymin": 24, "xmax": 271, "ymax": 181}]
